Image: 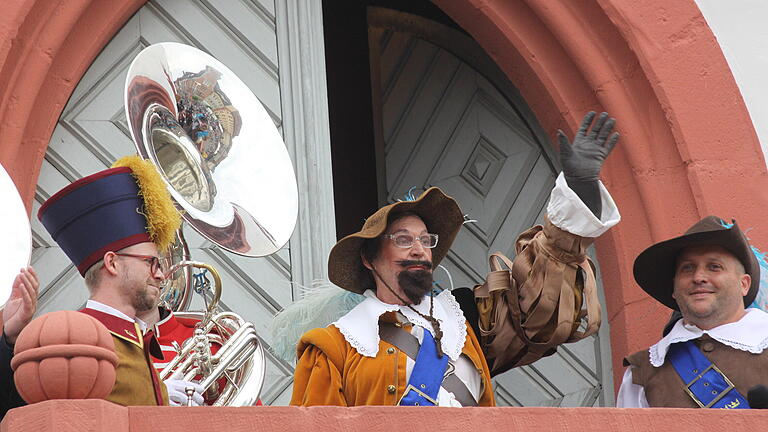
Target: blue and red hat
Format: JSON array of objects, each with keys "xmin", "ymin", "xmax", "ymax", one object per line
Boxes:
[{"xmin": 38, "ymin": 157, "xmax": 181, "ymax": 276}]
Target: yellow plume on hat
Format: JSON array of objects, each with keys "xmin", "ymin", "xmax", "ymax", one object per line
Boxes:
[{"xmin": 111, "ymin": 155, "xmax": 181, "ymax": 251}]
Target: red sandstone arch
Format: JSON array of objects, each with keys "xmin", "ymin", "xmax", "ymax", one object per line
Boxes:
[
  {"xmin": 0, "ymin": 0, "xmax": 764, "ymax": 391},
  {"xmin": 0, "ymin": 0, "xmax": 146, "ymax": 200}
]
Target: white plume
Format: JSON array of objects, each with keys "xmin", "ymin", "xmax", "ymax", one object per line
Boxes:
[{"xmin": 270, "ymin": 280, "xmax": 365, "ymax": 363}]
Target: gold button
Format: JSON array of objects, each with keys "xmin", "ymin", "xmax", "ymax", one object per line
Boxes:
[
  {"xmin": 420, "ymin": 384, "xmax": 426, "ymax": 389},
  {"xmin": 387, "ymin": 385, "xmax": 396, "ymax": 394},
  {"xmin": 702, "ymin": 342, "xmax": 715, "ymax": 352},
  {"xmin": 395, "ymin": 322, "xmax": 402, "ymax": 328},
  {"xmin": 387, "ymin": 347, "xmax": 395, "ymax": 354}
]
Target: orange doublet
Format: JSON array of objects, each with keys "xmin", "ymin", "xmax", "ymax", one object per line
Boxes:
[{"xmin": 290, "ymin": 312, "xmax": 494, "ymax": 407}]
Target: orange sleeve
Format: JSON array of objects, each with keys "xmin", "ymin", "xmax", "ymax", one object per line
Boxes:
[{"xmin": 290, "ymin": 342, "xmax": 347, "ymax": 406}]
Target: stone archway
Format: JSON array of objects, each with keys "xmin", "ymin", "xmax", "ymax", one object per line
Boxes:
[
  {"xmin": 0, "ymin": 0, "xmax": 764, "ymax": 390},
  {"xmin": 431, "ymin": 0, "xmax": 768, "ymax": 388},
  {"xmin": 0, "ymin": 0, "xmax": 146, "ymax": 202}
]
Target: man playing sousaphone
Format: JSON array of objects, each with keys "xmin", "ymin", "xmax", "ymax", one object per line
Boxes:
[
  {"xmin": 36, "ymin": 155, "xmax": 204, "ymax": 406},
  {"xmin": 286, "ymin": 111, "xmax": 621, "ymax": 406}
]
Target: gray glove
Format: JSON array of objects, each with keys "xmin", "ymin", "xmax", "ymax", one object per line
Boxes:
[{"xmin": 558, "ymin": 111, "xmax": 620, "ymax": 218}]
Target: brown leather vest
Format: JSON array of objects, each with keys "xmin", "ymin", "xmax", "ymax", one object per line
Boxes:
[{"xmin": 624, "ymin": 335, "xmax": 768, "ymax": 408}]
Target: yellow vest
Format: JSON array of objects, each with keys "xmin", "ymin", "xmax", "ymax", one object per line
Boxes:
[
  {"xmin": 107, "ymin": 334, "xmax": 168, "ymax": 406},
  {"xmin": 80, "ymin": 309, "xmax": 168, "ymax": 406}
]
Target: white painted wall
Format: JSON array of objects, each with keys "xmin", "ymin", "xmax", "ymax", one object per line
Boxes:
[{"xmin": 695, "ymin": 0, "xmax": 768, "ymax": 166}]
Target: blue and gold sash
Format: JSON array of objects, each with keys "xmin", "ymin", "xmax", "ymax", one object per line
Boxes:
[
  {"xmin": 667, "ymin": 341, "xmax": 749, "ymax": 409},
  {"xmin": 397, "ymin": 329, "xmax": 448, "ymax": 406}
]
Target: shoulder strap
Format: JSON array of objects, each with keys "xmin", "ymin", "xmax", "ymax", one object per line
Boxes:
[
  {"xmin": 379, "ymin": 323, "xmax": 478, "ymax": 406},
  {"xmin": 667, "ymin": 340, "xmax": 749, "ymax": 409}
]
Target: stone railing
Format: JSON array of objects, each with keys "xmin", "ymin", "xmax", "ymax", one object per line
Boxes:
[{"xmin": 3, "ymin": 400, "xmax": 767, "ymax": 432}]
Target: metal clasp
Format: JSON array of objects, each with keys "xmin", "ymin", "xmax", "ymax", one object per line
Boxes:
[
  {"xmin": 397, "ymin": 384, "xmax": 438, "ymax": 406},
  {"xmin": 684, "ymin": 363, "xmax": 735, "ymax": 408}
]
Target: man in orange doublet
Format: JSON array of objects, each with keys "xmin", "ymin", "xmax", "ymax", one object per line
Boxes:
[
  {"xmin": 288, "ymin": 112, "xmax": 622, "ymax": 407},
  {"xmin": 290, "ymin": 189, "xmax": 496, "ymax": 406},
  {"xmin": 294, "ymin": 311, "xmax": 494, "ymax": 406}
]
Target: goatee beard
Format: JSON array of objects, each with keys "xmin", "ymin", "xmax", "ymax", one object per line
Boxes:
[
  {"xmin": 398, "ymin": 268, "xmax": 433, "ymax": 305},
  {"xmin": 133, "ymin": 285, "xmax": 158, "ymax": 312},
  {"xmin": 133, "ymin": 291, "xmax": 156, "ymax": 312}
]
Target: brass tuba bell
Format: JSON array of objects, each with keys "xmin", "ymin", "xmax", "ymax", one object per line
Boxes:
[{"xmin": 125, "ymin": 43, "xmax": 299, "ymax": 406}]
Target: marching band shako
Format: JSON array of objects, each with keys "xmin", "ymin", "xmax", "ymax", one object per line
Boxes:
[{"xmin": 37, "ymin": 167, "xmax": 153, "ymax": 275}]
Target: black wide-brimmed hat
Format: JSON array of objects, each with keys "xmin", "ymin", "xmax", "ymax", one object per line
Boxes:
[
  {"xmin": 328, "ymin": 187, "xmax": 464, "ymax": 294},
  {"xmin": 633, "ymin": 216, "xmax": 759, "ymax": 310}
]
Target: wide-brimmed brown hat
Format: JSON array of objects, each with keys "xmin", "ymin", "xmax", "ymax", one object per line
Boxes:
[
  {"xmin": 633, "ymin": 216, "xmax": 759, "ymax": 310},
  {"xmin": 329, "ymin": 187, "xmax": 464, "ymax": 294}
]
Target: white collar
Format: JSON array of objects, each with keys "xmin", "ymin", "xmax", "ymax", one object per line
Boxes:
[
  {"xmin": 85, "ymin": 299, "xmax": 148, "ymax": 332},
  {"xmin": 649, "ymin": 308, "xmax": 768, "ymax": 367},
  {"xmin": 332, "ymin": 289, "xmax": 467, "ymax": 361}
]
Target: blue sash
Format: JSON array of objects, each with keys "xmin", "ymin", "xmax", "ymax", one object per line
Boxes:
[
  {"xmin": 667, "ymin": 341, "xmax": 749, "ymax": 409},
  {"xmin": 398, "ymin": 329, "xmax": 448, "ymax": 406}
]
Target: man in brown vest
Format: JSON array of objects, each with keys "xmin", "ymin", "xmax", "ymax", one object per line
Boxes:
[{"xmin": 618, "ymin": 217, "xmax": 767, "ymax": 408}]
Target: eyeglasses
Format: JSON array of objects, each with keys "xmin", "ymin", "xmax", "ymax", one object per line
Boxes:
[
  {"xmin": 113, "ymin": 253, "xmax": 163, "ymax": 275},
  {"xmin": 381, "ymin": 233, "xmax": 439, "ymax": 249}
]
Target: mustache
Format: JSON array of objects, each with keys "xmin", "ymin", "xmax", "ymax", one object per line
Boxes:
[{"xmin": 396, "ymin": 260, "xmax": 433, "ymax": 270}]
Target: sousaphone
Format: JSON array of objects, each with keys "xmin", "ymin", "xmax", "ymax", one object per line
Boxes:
[{"xmin": 125, "ymin": 42, "xmax": 299, "ymax": 406}]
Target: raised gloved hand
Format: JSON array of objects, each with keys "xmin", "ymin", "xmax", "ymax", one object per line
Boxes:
[
  {"xmin": 557, "ymin": 111, "xmax": 620, "ymax": 218},
  {"xmin": 164, "ymin": 379, "xmax": 204, "ymax": 406}
]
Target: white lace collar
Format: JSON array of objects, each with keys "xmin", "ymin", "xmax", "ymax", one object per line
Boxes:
[
  {"xmin": 332, "ymin": 289, "xmax": 467, "ymax": 361},
  {"xmin": 649, "ymin": 308, "xmax": 768, "ymax": 367}
]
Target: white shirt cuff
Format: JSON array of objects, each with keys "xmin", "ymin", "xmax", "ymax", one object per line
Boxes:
[
  {"xmin": 546, "ymin": 172, "xmax": 620, "ymax": 237},
  {"xmin": 615, "ymin": 367, "xmax": 649, "ymax": 408}
]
